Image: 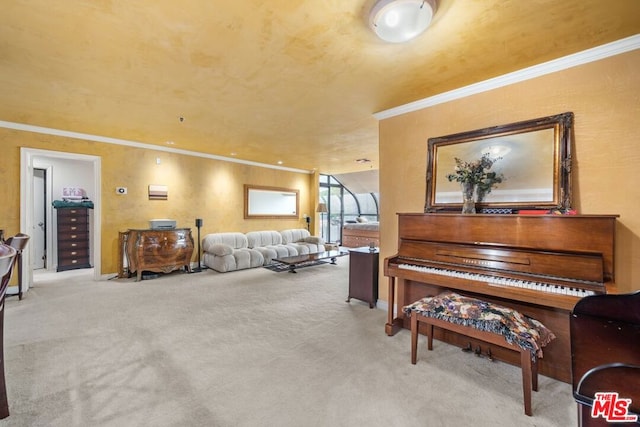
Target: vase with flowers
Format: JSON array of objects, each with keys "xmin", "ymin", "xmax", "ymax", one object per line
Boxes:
[{"xmin": 446, "ymin": 153, "xmax": 505, "ymax": 214}]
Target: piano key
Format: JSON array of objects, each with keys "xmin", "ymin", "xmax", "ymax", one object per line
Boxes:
[{"xmin": 397, "ymin": 263, "xmax": 594, "ymax": 298}]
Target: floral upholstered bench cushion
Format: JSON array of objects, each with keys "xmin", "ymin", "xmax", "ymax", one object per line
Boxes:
[{"xmin": 403, "ymin": 291, "xmax": 555, "ymax": 358}]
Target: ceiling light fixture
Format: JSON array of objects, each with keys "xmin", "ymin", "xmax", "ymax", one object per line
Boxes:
[{"xmin": 369, "ymin": 0, "xmax": 436, "ymax": 43}]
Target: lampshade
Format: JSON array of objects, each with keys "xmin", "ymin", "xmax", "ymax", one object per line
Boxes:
[
  {"xmin": 369, "ymin": 0, "xmax": 436, "ymax": 43},
  {"xmin": 316, "ymin": 203, "xmax": 328, "ymax": 213}
]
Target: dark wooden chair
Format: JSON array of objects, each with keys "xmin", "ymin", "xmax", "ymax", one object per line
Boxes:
[
  {"xmin": 4, "ymin": 234, "xmax": 29, "ymax": 300},
  {"xmin": 570, "ymin": 291, "xmax": 640, "ymax": 426},
  {"xmin": 0, "ymin": 244, "xmax": 17, "ymax": 419}
]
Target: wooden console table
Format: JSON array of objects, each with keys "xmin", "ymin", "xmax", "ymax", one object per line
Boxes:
[{"xmin": 123, "ymin": 228, "xmax": 194, "ymax": 281}]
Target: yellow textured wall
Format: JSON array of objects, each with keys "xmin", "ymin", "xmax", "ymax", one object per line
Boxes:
[
  {"xmin": 0, "ymin": 131, "xmax": 315, "ymax": 275},
  {"xmin": 379, "ymin": 50, "xmax": 640, "ymax": 295}
]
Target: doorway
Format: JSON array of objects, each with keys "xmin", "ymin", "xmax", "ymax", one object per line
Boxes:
[
  {"xmin": 32, "ymin": 168, "xmax": 47, "ymax": 270},
  {"xmin": 19, "ymin": 148, "xmax": 102, "ymax": 294}
]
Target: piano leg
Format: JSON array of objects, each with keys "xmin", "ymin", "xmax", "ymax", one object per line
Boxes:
[
  {"xmin": 385, "ymin": 276, "xmax": 403, "ymax": 335},
  {"xmin": 411, "ymin": 314, "xmax": 418, "ymax": 364},
  {"xmin": 385, "ymin": 276, "xmax": 395, "ymax": 335}
]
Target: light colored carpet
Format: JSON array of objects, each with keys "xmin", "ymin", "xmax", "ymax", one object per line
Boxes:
[{"xmin": 1, "ymin": 260, "xmax": 576, "ymax": 426}]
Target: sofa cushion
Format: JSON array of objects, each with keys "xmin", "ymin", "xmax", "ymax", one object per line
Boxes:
[
  {"xmin": 203, "ymin": 252, "xmax": 236, "ymax": 273},
  {"xmin": 246, "ymin": 231, "xmax": 300, "ymax": 264},
  {"xmin": 202, "ymin": 232, "xmax": 248, "ymax": 251},
  {"xmin": 280, "ymin": 229, "xmax": 310, "ymax": 244},
  {"xmin": 246, "ymin": 230, "xmax": 283, "ymax": 248},
  {"xmin": 202, "ymin": 232, "xmax": 263, "ymax": 272},
  {"xmin": 280, "ymin": 229, "xmax": 325, "ymax": 254},
  {"xmin": 206, "ymin": 243, "xmax": 233, "ymax": 257},
  {"xmin": 252, "ymin": 247, "xmax": 278, "ymax": 265},
  {"xmin": 303, "ymin": 236, "xmax": 325, "ymax": 245},
  {"xmin": 234, "ymin": 248, "xmax": 264, "ymax": 270}
]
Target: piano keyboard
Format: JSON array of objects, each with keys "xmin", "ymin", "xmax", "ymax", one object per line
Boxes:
[{"xmin": 398, "ymin": 263, "xmax": 596, "ymax": 298}]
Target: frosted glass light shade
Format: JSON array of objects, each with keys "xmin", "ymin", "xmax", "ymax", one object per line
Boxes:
[{"xmin": 369, "ymin": 0, "xmax": 436, "ymax": 43}]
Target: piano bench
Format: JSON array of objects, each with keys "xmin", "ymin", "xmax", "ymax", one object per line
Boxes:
[{"xmin": 404, "ymin": 292, "xmax": 556, "ymax": 417}]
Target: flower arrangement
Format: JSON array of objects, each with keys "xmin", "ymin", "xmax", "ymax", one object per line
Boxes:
[{"xmin": 446, "ymin": 153, "xmax": 505, "ymax": 202}]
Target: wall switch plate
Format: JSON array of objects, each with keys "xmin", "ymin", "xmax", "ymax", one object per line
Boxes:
[{"xmin": 116, "ymin": 187, "xmax": 127, "ymax": 195}]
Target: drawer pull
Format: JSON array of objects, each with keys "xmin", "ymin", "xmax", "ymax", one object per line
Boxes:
[
  {"xmin": 71, "ymin": 243, "xmax": 77, "ymax": 247},
  {"xmin": 71, "ymin": 251, "xmax": 77, "ymax": 255},
  {"xmin": 70, "ymin": 210, "xmax": 77, "ymax": 213},
  {"xmin": 70, "ymin": 218, "xmax": 77, "ymax": 222},
  {"xmin": 71, "ymin": 226, "xmax": 77, "ymax": 230},
  {"xmin": 71, "ymin": 235, "xmax": 77, "ymax": 239},
  {"xmin": 71, "ymin": 260, "xmax": 77, "ymax": 264}
]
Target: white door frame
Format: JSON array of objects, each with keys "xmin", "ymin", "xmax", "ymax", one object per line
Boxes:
[
  {"xmin": 20, "ymin": 148, "xmax": 102, "ymax": 290},
  {"xmin": 32, "ymin": 166, "xmax": 51, "ymax": 270}
]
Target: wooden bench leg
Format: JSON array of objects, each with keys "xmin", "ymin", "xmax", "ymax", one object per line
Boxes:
[
  {"xmin": 532, "ymin": 357, "xmax": 538, "ymax": 392},
  {"xmin": 409, "ymin": 310, "xmax": 540, "ymax": 417},
  {"xmin": 411, "ymin": 315, "xmax": 435, "ymax": 365},
  {"xmin": 411, "ymin": 314, "xmax": 418, "ymax": 364},
  {"xmin": 521, "ymin": 350, "xmax": 533, "ymax": 416}
]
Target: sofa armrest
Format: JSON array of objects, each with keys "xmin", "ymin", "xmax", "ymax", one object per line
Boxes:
[
  {"xmin": 302, "ymin": 236, "xmax": 325, "ymax": 245},
  {"xmin": 207, "ymin": 243, "xmax": 234, "ymax": 257}
]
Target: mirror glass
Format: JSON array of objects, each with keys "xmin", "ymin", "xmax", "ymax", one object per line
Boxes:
[
  {"xmin": 244, "ymin": 185, "xmax": 299, "ymax": 218},
  {"xmin": 425, "ymin": 112, "xmax": 573, "ymax": 212}
]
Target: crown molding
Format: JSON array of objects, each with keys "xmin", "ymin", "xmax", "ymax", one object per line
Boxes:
[
  {"xmin": 0, "ymin": 120, "xmax": 312, "ymax": 174},
  {"xmin": 374, "ymin": 34, "xmax": 640, "ymax": 120}
]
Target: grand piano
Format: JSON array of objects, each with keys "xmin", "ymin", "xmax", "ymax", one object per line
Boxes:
[{"xmin": 384, "ymin": 213, "xmax": 618, "ymax": 383}]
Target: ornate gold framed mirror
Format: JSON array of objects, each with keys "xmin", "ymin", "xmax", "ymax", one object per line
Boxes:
[{"xmin": 425, "ymin": 112, "xmax": 573, "ymax": 213}]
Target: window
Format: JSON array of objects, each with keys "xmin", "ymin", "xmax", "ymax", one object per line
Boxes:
[{"xmin": 319, "ymin": 174, "xmax": 379, "ymax": 244}]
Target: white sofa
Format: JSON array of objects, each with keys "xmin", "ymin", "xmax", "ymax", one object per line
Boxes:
[
  {"xmin": 245, "ymin": 230, "xmax": 298, "ymax": 265},
  {"xmin": 202, "ymin": 232, "xmax": 264, "ymax": 273},
  {"xmin": 202, "ymin": 229, "xmax": 327, "ymax": 271}
]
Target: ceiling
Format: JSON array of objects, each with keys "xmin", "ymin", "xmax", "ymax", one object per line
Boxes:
[
  {"xmin": 334, "ymin": 169, "xmax": 379, "ymax": 194},
  {"xmin": 1, "ymin": 1, "xmax": 639, "ymax": 174}
]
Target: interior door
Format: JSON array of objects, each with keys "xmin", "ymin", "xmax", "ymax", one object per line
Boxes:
[{"xmin": 32, "ymin": 168, "xmax": 46, "ymax": 269}]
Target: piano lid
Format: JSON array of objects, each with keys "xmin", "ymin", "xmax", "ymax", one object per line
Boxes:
[
  {"xmin": 393, "ymin": 239, "xmax": 605, "ymax": 285},
  {"xmin": 395, "ymin": 213, "xmax": 618, "ymax": 282}
]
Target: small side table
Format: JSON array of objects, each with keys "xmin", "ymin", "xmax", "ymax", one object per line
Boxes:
[{"xmin": 346, "ymin": 247, "xmax": 379, "ymax": 308}]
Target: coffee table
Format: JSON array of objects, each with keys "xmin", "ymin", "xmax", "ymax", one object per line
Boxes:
[{"xmin": 273, "ymin": 250, "xmax": 348, "ymax": 273}]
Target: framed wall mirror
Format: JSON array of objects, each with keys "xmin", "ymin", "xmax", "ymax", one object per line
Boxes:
[
  {"xmin": 244, "ymin": 185, "xmax": 299, "ymax": 219},
  {"xmin": 425, "ymin": 112, "xmax": 573, "ymax": 212}
]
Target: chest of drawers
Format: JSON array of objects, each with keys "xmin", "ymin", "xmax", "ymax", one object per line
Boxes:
[
  {"xmin": 124, "ymin": 228, "xmax": 194, "ymax": 281},
  {"xmin": 56, "ymin": 207, "xmax": 91, "ymax": 272}
]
